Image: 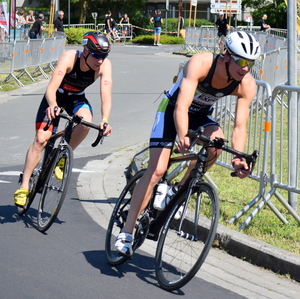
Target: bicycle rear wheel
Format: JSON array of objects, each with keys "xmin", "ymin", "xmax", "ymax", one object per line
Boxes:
[
  {"xmin": 155, "ymin": 181, "xmax": 219, "ymax": 291},
  {"xmin": 105, "ymin": 169, "xmax": 146, "ymax": 266},
  {"xmin": 37, "ymin": 144, "xmax": 73, "ymax": 232}
]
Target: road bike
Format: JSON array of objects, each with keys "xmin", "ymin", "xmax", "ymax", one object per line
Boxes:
[
  {"xmin": 17, "ymin": 111, "xmax": 106, "ymax": 232},
  {"xmin": 105, "ymin": 126, "xmax": 259, "ymax": 291}
]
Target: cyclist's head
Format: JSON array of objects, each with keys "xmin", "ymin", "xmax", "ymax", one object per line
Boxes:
[
  {"xmin": 81, "ymin": 31, "xmax": 111, "ymax": 55},
  {"xmin": 224, "ymin": 31, "xmax": 261, "ymax": 61}
]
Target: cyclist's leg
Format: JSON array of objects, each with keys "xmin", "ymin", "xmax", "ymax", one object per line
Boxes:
[
  {"xmin": 122, "ymin": 147, "xmax": 171, "ymax": 235},
  {"xmin": 115, "ymin": 147, "xmax": 171, "ymax": 257},
  {"xmin": 115, "ymin": 97, "xmax": 176, "ymax": 256},
  {"xmin": 14, "ymin": 97, "xmax": 53, "ymax": 205},
  {"xmin": 20, "ymin": 130, "xmax": 52, "ymax": 190}
]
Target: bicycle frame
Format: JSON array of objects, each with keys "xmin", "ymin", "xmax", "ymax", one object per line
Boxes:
[
  {"xmin": 145, "ymin": 126, "xmax": 259, "ymax": 242},
  {"xmin": 146, "ymin": 150, "xmax": 204, "ymax": 241},
  {"xmin": 35, "ymin": 131, "xmax": 66, "ymax": 193}
]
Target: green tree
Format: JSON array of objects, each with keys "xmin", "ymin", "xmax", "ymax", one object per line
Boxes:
[{"xmin": 242, "ymin": 0, "xmax": 287, "ymax": 28}]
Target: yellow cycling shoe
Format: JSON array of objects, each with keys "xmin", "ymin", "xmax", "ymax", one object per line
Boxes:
[
  {"xmin": 54, "ymin": 157, "xmax": 65, "ymax": 180},
  {"xmin": 14, "ymin": 188, "xmax": 29, "ymax": 206}
]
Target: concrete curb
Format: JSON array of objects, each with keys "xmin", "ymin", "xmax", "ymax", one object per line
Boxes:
[{"xmin": 77, "ymin": 143, "xmax": 300, "ymax": 284}]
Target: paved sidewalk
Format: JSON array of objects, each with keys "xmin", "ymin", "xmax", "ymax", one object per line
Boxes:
[{"xmin": 77, "ymin": 143, "xmax": 300, "ymax": 298}]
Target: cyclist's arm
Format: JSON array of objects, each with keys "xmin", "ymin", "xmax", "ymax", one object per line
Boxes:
[
  {"xmin": 174, "ymin": 53, "xmax": 213, "ymax": 153},
  {"xmin": 231, "ymin": 74, "xmax": 257, "ymax": 177},
  {"xmin": 45, "ymin": 50, "xmax": 77, "ymax": 119},
  {"xmin": 98, "ymin": 58, "xmax": 113, "ymax": 135}
]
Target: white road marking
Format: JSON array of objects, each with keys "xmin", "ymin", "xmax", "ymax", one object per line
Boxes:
[{"xmin": 0, "ymin": 169, "xmax": 95, "ymax": 184}]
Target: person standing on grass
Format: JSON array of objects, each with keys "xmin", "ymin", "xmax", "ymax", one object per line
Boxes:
[{"xmin": 150, "ymin": 9, "xmax": 163, "ymax": 46}]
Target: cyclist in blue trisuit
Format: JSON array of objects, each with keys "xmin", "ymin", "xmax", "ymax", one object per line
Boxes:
[
  {"xmin": 14, "ymin": 31, "xmax": 113, "ymax": 207},
  {"xmin": 114, "ymin": 31, "xmax": 261, "ymax": 257}
]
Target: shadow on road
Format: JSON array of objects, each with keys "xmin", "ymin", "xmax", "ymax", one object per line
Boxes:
[{"xmin": 82, "ymin": 250, "xmax": 184, "ymax": 294}]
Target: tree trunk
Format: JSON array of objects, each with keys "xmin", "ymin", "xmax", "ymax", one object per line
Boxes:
[{"xmin": 79, "ymin": 0, "xmax": 88, "ymax": 24}]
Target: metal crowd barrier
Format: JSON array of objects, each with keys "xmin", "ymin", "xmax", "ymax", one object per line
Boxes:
[
  {"xmin": 96, "ymin": 23, "xmax": 135, "ymax": 42},
  {"xmin": 212, "ymin": 81, "xmax": 300, "ymax": 229},
  {"xmin": 0, "ymin": 36, "xmax": 66, "ymax": 88}
]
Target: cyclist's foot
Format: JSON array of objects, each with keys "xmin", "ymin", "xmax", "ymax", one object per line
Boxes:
[
  {"xmin": 153, "ymin": 42, "xmax": 157, "ymax": 46},
  {"xmin": 14, "ymin": 188, "xmax": 29, "ymax": 206},
  {"xmin": 55, "ymin": 157, "xmax": 65, "ymax": 180},
  {"xmin": 157, "ymin": 43, "xmax": 162, "ymax": 46},
  {"xmin": 115, "ymin": 232, "xmax": 133, "ymax": 257}
]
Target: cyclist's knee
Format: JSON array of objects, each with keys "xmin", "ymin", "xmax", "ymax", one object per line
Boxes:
[
  {"xmin": 35, "ymin": 131, "xmax": 51, "ymax": 147},
  {"xmin": 146, "ymin": 166, "xmax": 167, "ymax": 184}
]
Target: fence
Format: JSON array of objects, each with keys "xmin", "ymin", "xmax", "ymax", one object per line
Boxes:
[
  {"xmin": 96, "ymin": 23, "xmax": 135, "ymax": 42},
  {"xmin": 212, "ymin": 81, "xmax": 300, "ymax": 229},
  {"xmin": 0, "ymin": 36, "xmax": 66, "ymax": 88}
]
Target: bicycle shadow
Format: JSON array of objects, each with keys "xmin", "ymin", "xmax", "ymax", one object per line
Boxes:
[
  {"xmin": 82, "ymin": 250, "xmax": 184, "ymax": 294},
  {"xmin": 0, "ymin": 204, "xmax": 65, "ymax": 232}
]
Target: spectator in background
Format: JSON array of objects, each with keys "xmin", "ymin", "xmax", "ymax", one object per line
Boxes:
[
  {"xmin": 260, "ymin": 14, "xmax": 271, "ymax": 32},
  {"xmin": 25, "ymin": 10, "xmax": 35, "ymax": 29},
  {"xmin": 105, "ymin": 11, "xmax": 117, "ymax": 41},
  {"xmin": 150, "ymin": 9, "xmax": 163, "ymax": 46},
  {"xmin": 54, "ymin": 10, "xmax": 64, "ymax": 32},
  {"xmin": 119, "ymin": 13, "xmax": 130, "ymax": 36},
  {"xmin": 215, "ymin": 11, "xmax": 230, "ymax": 52},
  {"xmin": 29, "ymin": 13, "xmax": 45, "ymax": 39},
  {"xmin": 17, "ymin": 9, "xmax": 26, "ymax": 29}
]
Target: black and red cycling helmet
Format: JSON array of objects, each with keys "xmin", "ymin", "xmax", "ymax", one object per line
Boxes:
[{"xmin": 81, "ymin": 31, "xmax": 111, "ymax": 54}]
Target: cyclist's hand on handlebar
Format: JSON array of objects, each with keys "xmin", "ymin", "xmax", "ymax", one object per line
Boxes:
[
  {"xmin": 232, "ymin": 160, "xmax": 251, "ymax": 179},
  {"xmin": 100, "ymin": 120, "xmax": 112, "ymax": 136},
  {"xmin": 46, "ymin": 105, "xmax": 60, "ymax": 120},
  {"xmin": 177, "ymin": 136, "xmax": 190, "ymax": 154}
]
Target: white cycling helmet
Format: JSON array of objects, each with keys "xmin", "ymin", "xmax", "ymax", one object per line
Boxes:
[{"xmin": 224, "ymin": 31, "xmax": 261, "ymax": 60}]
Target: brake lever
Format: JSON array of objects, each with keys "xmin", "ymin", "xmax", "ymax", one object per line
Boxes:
[
  {"xmin": 91, "ymin": 123, "xmax": 107, "ymax": 147},
  {"xmin": 43, "ymin": 106, "xmax": 59, "ymax": 131}
]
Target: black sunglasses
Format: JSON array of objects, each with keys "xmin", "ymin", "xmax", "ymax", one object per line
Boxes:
[{"xmin": 89, "ymin": 51, "xmax": 108, "ymax": 60}]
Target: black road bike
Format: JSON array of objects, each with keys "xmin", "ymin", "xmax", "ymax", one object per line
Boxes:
[
  {"xmin": 105, "ymin": 126, "xmax": 259, "ymax": 291},
  {"xmin": 17, "ymin": 111, "xmax": 106, "ymax": 232}
]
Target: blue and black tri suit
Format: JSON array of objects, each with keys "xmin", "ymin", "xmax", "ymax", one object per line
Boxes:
[
  {"xmin": 36, "ymin": 51, "xmax": 96, "ymax": 131},
  {"xmin": 149, "ymin": 54, "xmax": 241, "ymax": 149}
]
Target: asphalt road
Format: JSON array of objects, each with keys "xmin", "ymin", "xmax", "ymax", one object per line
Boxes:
[{"xmin": 0, "ymin": 43, "xmax": 298, "ymax": 298}]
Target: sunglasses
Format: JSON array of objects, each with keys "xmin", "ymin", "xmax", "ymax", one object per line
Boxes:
[
  {"xmin": 89, "ymin": 51, "xmax": 108, "ymax": 60},
  {"xmin": 231, "ymin": 55, "xmax": 255, "ymax": 69}
]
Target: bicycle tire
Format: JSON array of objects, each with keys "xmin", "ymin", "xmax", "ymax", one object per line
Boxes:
[
  {"xmin": 105, "ymin": 169, "xmax": 146, "ymax": 266},
  {"xmin": 155, "ymin": 181, "xmax": 219, "ymax": 291},
  {"xmin": 37, "ymin": 144, "xmax": 73, "ymax": 232}
]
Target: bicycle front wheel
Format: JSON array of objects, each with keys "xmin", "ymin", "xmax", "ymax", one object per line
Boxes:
[
  {"xmin": 37, "ymin": 144, "xmax": 73, "ymax": 232},
  {"xmin": 155, "ymin": 181, "xmax": 219, "ymax": 291},
  {"xmin": 105, "ymin": 169, "xmax": 146, "ymax": 266}
]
